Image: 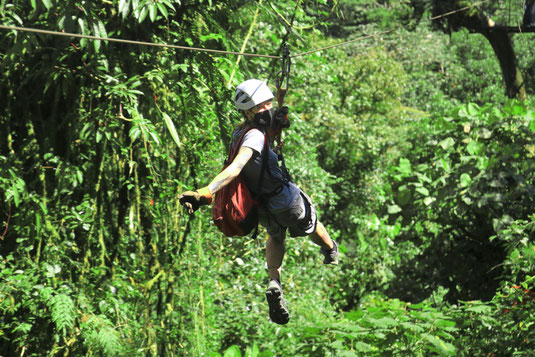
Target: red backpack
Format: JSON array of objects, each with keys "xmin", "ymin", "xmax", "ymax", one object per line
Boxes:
[{"xmin": 212, "ymin": 127, "xmax": 268, "ymax": 237}]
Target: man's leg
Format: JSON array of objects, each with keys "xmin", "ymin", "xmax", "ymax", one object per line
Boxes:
[
  {"xmin": 265, "ymin": 234, "xmax": 290, "ymax": 325},
  {"xmin": 309, "ymin": 222, "xmax": 339, "ymax": 265},
  {"xmin": 309, "ymin": 221, "xmax": 333, "ymax": 250},
  {"xmin": 266, "ymin": 235, "xmax": 285, "ymax": 281}
]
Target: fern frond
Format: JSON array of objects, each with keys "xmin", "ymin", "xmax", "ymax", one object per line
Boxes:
[
  {"xmin": 51, "ymin": 293, "xmax": 76, "ymax": 336},
  {"xmin": 82, "ymin": 315, "xmax": 124, "ymax": 356}
]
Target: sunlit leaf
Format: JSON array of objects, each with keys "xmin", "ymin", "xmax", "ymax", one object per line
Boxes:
[
  {"xmin": 92, "ymin": 22, "xmax": 101, "ymax": 52},
  {"xmin": 139, "ymin": 6, "xmax": 149, "ymax": 23},
  {"xmin": 415, "ymin": 187, "xmax": 429, "ymax": 196},
  {"xmin": 423, "ymin": 196, "xmax": 435, "ymax": 206},
  {"xmin": 439, "ymin": 137, "xmax": 455, "ymax": 150},
  {"xmin": 223, "ymin": 345, "xmax": 241, "ymax": 357},
  {"xmin": 354, "ymin": 341, "xmax": 373, "ymax": 352},
  {"xmin": 41, "ymin": 0, "xmax": 53, "ymax": 10},
  {"xmin": 156, "ymin": 3, "xmax": 168, "ymax": 19},
  {"xmin": 421, "ymin": 333, "xmax": 456, "ymax": 355},
  {"xmin": 162, "ymin": 113, "xmax": 181, "ymax": 147},
  {"xmin": 388, "ymin": 205, "xmax": 402, "ymax": 214},
  {"xmin": 478, "ymin": 128, "xmax": 492, "ymax": 139},
  {"xmin": 98, "ymin": 20, "xmax": 107, "ymax": 39},
  {"xmin": 460, "ymin": 173, "xmax": 472, "ymax": 187},
  {"xmin": 397, "ymin": 158, "xmax": 411, "ymax": 175},
  {"xmin": 149, "ymin": 3, "xmax": 157, "ymax": 22},
  {"xmin": 119, "ymin": 0, "xmax": 130, "ymax": 19},
  {"xmin": 467, "ymin": 102, "xmax": 479, "ymax": 116}
]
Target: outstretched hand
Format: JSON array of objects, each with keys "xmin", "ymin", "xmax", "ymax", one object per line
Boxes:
[{"xmin": 179, "ymin": 187, "xmax": 212, "ymax": 214}]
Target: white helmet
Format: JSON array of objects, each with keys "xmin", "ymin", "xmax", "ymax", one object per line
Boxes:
[{"xmin": 234, "ymin": 79, "xmax": 274, "ymax": 110}]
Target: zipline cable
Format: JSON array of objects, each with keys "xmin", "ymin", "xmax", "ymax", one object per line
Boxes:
[
  {"xmin": 292, "ymin": 0, "xmax": 492, "ymax": 58},
  {"xmin": 292, "ymin": 29, "xmax": 396, "ymax": 58},
  {"xmin": 429, "ymin": 0, "xmax": 491, "ymax": 21},
  {"xmin": 0, "ymin": 24, "xmax": 280, "ymax": 59},
  {"xmin": 0, "ymin": 0, "xmax": 491, "ymax": 60}
]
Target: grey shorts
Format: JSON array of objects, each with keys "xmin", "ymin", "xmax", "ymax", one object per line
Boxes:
[{"xmin": 258, "ymin": 190, "xmax": 317, "ymax": 241}]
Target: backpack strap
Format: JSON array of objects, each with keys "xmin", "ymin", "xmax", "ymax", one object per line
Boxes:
[
  {"xmin": 229, "ymin": 126, "xmax": 269, "ymax": 239},
  {"xmin": 251, "ymin": 137, "xmax": 268, "ymax": 239},
  {"xmin": 255, "ymin": 132, "xmax": 269, "ymax": 196},
  {"xmin": 228, "ymin": 126, "xmax": 269, "ymax": 196},
  {"xmin": 226, "ymin": 127, "xmax": 254, "ymax": 164}
]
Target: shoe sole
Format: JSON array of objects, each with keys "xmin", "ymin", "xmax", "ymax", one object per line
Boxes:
[
  {"xmin": 324, "ymin": 259, "xmax": 339, "ymax": 265},
  {"xmin": 266, "ymin": 286, "xmax": 290, "ymax": 325}
]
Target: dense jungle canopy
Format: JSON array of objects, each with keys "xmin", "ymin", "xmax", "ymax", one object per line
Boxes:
[{"xmin": 1, "ymin": 0, "xmax": 534, "ymax": 356}]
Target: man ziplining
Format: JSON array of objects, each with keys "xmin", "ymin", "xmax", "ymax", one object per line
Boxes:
[{"xmin": 178, "ymin": 79, "xmax": 339, "ymax": 325}]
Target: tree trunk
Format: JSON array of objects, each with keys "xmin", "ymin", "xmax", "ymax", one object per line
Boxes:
[{"xmin": 480, "ymin": 29, "xmax": 526, "ymax": 100}]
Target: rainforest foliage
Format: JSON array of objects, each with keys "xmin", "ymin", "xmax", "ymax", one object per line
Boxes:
[{"xmin": 1, "ymin": 0, "xmax": 534, "ymax": 356}]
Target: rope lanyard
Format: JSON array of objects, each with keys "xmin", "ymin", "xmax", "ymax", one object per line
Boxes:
[{"xmin": 275, "ymin": 43, "xmax": 291, "ymax": 107}]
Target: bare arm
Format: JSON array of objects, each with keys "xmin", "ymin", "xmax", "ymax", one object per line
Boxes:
[{"xmin": 208, "ymin": 146, "xmax": 254, "ymax": 194}]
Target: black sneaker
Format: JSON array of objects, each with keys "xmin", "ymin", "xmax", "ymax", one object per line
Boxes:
[
  {"xmin": 320, "ymin": 240, "xmax": 339, "ymax": 265},
  {"xmin": 265, "ymin": 279, "xmax": 290, "ymax": 325}
]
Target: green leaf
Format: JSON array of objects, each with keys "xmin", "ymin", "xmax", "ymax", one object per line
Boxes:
[
  {"xmin": 41, "ymin": 0, "xmax": 54, "ymax": 10},
  {"xmin": 423, "ymin": 197, "xmax": 435, "ymax": 206},
  {"xmin": 51, "ymin": 293, "xmax": 76, "ymax": 336},
  {"xmin": 156, "ymin": 2, "xmax": 169, "ymax": 19},
  {"xmin": 149, "ymin": 3, "xmax": 157, "ymax": 22},
  {"xmin": 162, "ymin": 113, "xmax": 181, "ymax": 147},
  {"xmin": 421, "ymin": 333, "xmax": 456, "ymax": 355},
  {"xmin": 223, "ymin": 345, "xmax": 242, "ymax": 357},
  {"xmin": 415, "ymin": 187, "xmax": 429, "ymax": 196},
  {"xmin": 98, "ymin": 20, "xmax": 107, "ymax": 39},
  {"xmin": 460, "ymin": 173, "xmax": 472, "ymax": 187},
  {"xmin": 138, "ymin": 6, "xmax": 149, "ymax": 23},
  {"xmin": 388, "ymin": 205, "xmax": 402, "ymax": 214},
  {"xmin": 440, "ymin": 158, "xmax": 450, "ymax": 172},
  {"xmin": 439, "ymin": 137, "xmax": 455, "ymax": 150},
  {"xmin": 397, "ymin": 158, "xmax": 411, "ymax": 175},
  {"xmin": 130, "ymin": 127, "xmax": 141, "ymax": 142},
  {"xmin": 400, "ymin": 322, "xmax": 424, "ymax": 333},
  {"xmin": 11, "ymin": 187, "xmax": 20, "ymax": 207},
  {"xmin": 466, "ymin": 140, "xmax": 483, "ymax": 155},
  {"xmin": 464, "ymin": 303, "xmax": 493, "ymax": 314},
  {"xmin": 511, "ymin": 102, "xmax": 527, "ymax": 116},
  {"xmin": 529, "ymin": 120, "xmax": 535, "ymax": 132},
  {"xmin": 396, "ymin": 185, "xmax": 411, "ymax": 205},
  {"xmin": 467, "ymin": 102, "xmax": 479, "ymax": 116},
  {"xmin": 92, "ymin": 22, "xmax": 101, "ymax": 52},
  {"xmin": 478, "ymin": 128, "xmax": 492, "ymax": 139},
  {"xmin": 119, "ymin": 0, "xmax": 130, "ymax": 19},
  {"xmin": 149, "ymin": 131, "xmax": 161, "ymax": 145},
  {"xmin": 244, "ymin": 343, "xmax": 259, "ymax": 357},
  {"xmin": 354, "ymin": 341, "xmax": 373, "ymax": 352},
  {"xmin": 369, "ymin": 317, "xmax": 399, "ymax": 328},
  {"xmin": 76, "ymin": 170, "xmax": 83, "ymax": 184}
]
